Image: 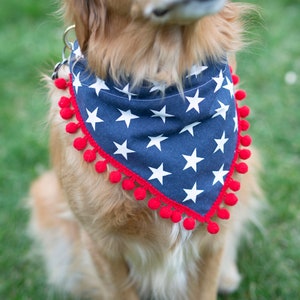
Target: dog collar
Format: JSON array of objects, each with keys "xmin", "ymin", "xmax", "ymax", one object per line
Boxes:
[{"xmin": 54, "ymin": 42, "xmax": 251, "ymax": 234}]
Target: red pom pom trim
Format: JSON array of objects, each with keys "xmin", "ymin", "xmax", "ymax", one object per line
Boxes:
[
  {"xmin": 60, "ymin": 108, "xmax": 74, "ymax": 120},
  {"xmin": 240, "ymin": 120, "xmax": 250, "ymax": 131},
  {"xmin": 236, "ymin": 162, "xmax": 248, "ymax": 174},
  {"xmin": 239, "ymin": 149, "xmax": 251, "ymax": 160},
  {"xmin": 207, "ymin": 222, "xmax": 220, "ymax": 234},
  {"xmin": 232, "ymin": 74, "xmax": 240, "ymax": 85},
  {"xmin": 58, "ymin": 96, "xmax": 71, "ymax": 108},
  {"xmin": 73, "ymin": 137, "xmax": 87, "ymax": 151},
  {"xmin": 224, "ymin": 193, "xmax": 238, "ymax": 206},
  {"xmin": 95, "ymin": 161, "xmax": 107, "ymax": 173},
  {"xmin": 235, "ymin": 90, "xmax": 247, "ymax": 101},
  {"xmin": 134, "ymin": 187, "xmax": 147, "ymax": 200},
  {"xmin": 240, "ymin": 135, "xmax": 252, "ymax": 147},
  {"xmin": 218, "ymin": 208, "xmax": 230, "ymax": 220},
  {"xmin": 160, "ymin": 206, "xmax": 173, "ymax": 219},
  {"xmin": 183, "ymin": 218, "xmax": 196, "ymax": 231},
  {"xmin": 148, "ymin": 198, "xmax": 161, "ymax": 210},
  {"xmin": 55, "ymin": 78, "xmax": 68, "ymax": 90},
  {"xmin": 109, "ymin": 171, "xmax": 122, "ymax": 183},
  {"xmin": 239, "ymin": 106, "xmax": 250, "ymax": 118},
  {"xmin": 171, "ymin": 211, "xmax": 182, "ymax": 223},
  {"xmin": 66, "ymin": 122, "xmax": 79, "ymax": 134},
  {"xmin": 122, "ymin": 179, "xmax": 135, "ymax": 191},
  {"xmin": 229, "ymin": 180, "xmax": 241, "ymax": 192},
  {"xmin": 83, "ymin": 149, "xmax": 96, "ymax": 163}
]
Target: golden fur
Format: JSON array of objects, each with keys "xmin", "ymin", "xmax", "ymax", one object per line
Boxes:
[
  {"xmin": 29, "ymin": 1, "xmax": 261, "ymax": 299},
  {"xmin": 63, "ymin": 0, "xmax": 250, "ymax": 87}
]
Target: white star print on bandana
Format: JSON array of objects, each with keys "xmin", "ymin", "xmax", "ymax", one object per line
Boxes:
[{"xmin": 55, "ymin": 41, "xmax": 251, "ymax": 234}]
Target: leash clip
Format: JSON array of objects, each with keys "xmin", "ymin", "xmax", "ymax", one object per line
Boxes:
[
  {"xmin": 51, "ymin": 25, "xmax": 76, "ymax": 80},
  {"xmin": 51, "ymin": 59, "xmax": 69, "ymax": 80}
]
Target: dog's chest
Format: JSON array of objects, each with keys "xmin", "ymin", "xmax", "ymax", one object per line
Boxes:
[{"xmin": 124, "ymin": 226, "xmax": 199, "ymax": 299}]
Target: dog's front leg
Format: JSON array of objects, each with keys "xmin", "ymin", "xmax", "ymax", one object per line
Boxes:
[
  {"xmin": 188, "ymin": 242, "xmax": 224, "ymax": 300},
  {"xmin": 84, "ymin": 235, "xmax": 140, "ymax": 300}
]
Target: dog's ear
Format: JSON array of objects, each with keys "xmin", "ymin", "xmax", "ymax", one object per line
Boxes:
[{"xmin": 65, "ymin": 0, "xmax": 105, "ymax": 52}]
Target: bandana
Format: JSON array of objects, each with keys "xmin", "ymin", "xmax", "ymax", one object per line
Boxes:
[{"xmin": 54, "ymin": 42, "xmax": 251, "ymax": 234}]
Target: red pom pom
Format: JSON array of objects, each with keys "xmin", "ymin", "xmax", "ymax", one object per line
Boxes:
[
  {"xmin": 240, "ymin": 120, "xmax": 250, "ymax": 131},
  {"xmin": 235, "ymin": 90, "xmax": 247, "ymax": 101},
  {"xmin": 66, "ymin": 122, "xmax": 79, "ymax": 134},
  {"xmin": 218, "ymin": 208, "xmax": 230, "ymax": 220},
  {"xmin": 160, "ymin": 206, "xmax": 173, "ymax": 219},
  {"xmin": 60, "ymin": 108, "xmax": 74, "ymax": 120},
  {"xmin": 55, "ymin": 78, "xmax": 68, "ymax": 90},
  {"xmin": 229, "ymin": 180, "xmax": 241, "ymax": 192},
  {"xmin": 109, "ymin": 171, "xmax": 122, "ymax": 183},
  {"xmin": 232, "ymin": 74, "xmax": 240, "ymax": 85},
  {"xmin": 241, "ymin": 135, "xmax": 252, "ymax": 147},
  {"xmin": 236, "ymin": 162, "xmax": 248, "ymax": 174},
  {"xmin": 58, "ymin": 96, "xmax": 71, "ymax": 108},
  {"xmin": 224, "ymin": 193, "xmax": 238, "ymax": 206},
  {"xmin": 73, "ymin": 137, "xmax": 87, "ymax": 151},
  {"xmin": 122, "ymin": 179, "xmax": 135, "ymax": 190},
  {"xmin": 239, "ymin": 149, "xmax": 251, "ymax": 160},
  {"xmin": 95, "ymin": 161, "xmax": 107, "ymax": 173},
  {"xmin": 183, "ymin": 218, "xmax": 196, "ymax": 230},
  {"xmin": 83, "ymin": 149, "xmax": 96, "ymax": 163},
  {"xmin": 207, "ymin": 222, "xmax": 220, "ymax": 234},
  {"xmin": 134, "ymin": 187, "xmax": 147, "ymax": 200},
  {"xmin": 148, "ymin": 198, "xmax": 161, "ymax": 210},
  {"xmin": 171, "ymin": 211, "xmax": 182, "ymax": 223},
  {"xmin": 239, "ymin": 106, "xmax": 250, "ymax": 118}
]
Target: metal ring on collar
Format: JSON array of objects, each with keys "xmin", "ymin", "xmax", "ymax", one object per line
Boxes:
[{"xmin": 63, "ymin": 25, "xmax": 76, "ymax": 50}]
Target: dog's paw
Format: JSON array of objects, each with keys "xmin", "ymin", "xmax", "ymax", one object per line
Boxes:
[{"xmin": 218, "ymin": 262, "xmax": 241, "ymax": 294}]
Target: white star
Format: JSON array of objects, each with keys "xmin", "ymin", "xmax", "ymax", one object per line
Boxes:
[
  {"xmin": 73, "ymin": 72, "xmax": 82, "ymax": 93},
  {"xmin": 115, "ymin": 83, "xmax": 137, "ymax": 100},
  {"xmin": 185, "ymin": 89, "xmax": 205, "ymax": 113},
  {"xmin": 233, "ymin": 112, "xmax": 238, "ymax": 132},
  {"xmin": 212, "ymin": 101, "xmax": 230, "ymax": 120},
  {"xmin": 214, "ymin": 132, "xmax": 229, "ymax": 153},
  {"xmin": 86, "ymin": 107, "xmax": 103, "ymax": 130},
  {"xmin": 212, "ymin": 164, "xmax": 229, "ymax": 185},
  {"xmin": 147, "ymin": 134, "xmax": 168, "ymax": 151},
  {"xmin": 183, "ymin": 183, "xmax": 203, "ymax": 203},
  {"xmin": 73, "ymin": 46, "xmax": 83, "ymax": 58},
  {"xmin": 151, "ymin": 106, "xmax": 174, "ymax": 123},
  {"xmin": 223, "ymin": 77, "xmax": 234, "ymax": 97},
  {"xmin": 212, "ymin": 70, "xmax": 224, "ymax": 93},
  {"xmin": 113, "ymin": 140, "xmax": 135, "ymax": 160},
  {"xmin": 116, "ymin": 109, "xmax": 139, "ymax": 128},
  {"xmin": 186, "ymin": 65, "xmax": 208, "ymax": 78},
  {"xmin": 89, "ymin": 78, "xmax": 109, "ymax": 96},
  {"xmin": 182, "ymin": 148, "xmax": 204, "ymax": 172},
  {"xmin": 148, "ymin": 163, "xmax": 172, "ymax": 185},
  {"xmin": 179, "ymin": 122, "xmax": 201, "ymax": 136}
]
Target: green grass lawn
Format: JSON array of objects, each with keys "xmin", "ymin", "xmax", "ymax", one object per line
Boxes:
[{"xmin": 1, "ymin": 0, "xmax": 299, "ymax": 299}]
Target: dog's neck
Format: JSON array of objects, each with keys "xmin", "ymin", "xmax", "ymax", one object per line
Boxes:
[{"xmin": 75, "ymin": 4, "xmax": 245, "ymax": 89}]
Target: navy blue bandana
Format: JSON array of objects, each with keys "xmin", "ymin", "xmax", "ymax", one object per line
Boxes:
[{"xmin": 55, "ymin": 42, "xmax": 251, "ymax": 234}]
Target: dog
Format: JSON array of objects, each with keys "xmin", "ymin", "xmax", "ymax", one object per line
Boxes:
[{"xmin": 29, "ymin": 1, "xmax": 261, "ymax": 299}]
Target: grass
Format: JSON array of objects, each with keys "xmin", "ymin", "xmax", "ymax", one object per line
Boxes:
[{"xmin": 0, "ymin": 0, "xmax": 299, "ymax": 299}]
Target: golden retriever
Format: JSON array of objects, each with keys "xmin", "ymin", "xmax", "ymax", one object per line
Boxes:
[{"xmin": 29, "ymin": 1, "xmax": 261, "ymax": 299}]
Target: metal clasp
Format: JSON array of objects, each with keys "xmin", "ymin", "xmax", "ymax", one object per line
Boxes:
[
  {"xmin": 62, "ymin": 24, "xmax": 76, "ymax": 60},
  {"xmin": 51, "ymin": 25, "xmax": 76, "ymax": 80}
]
